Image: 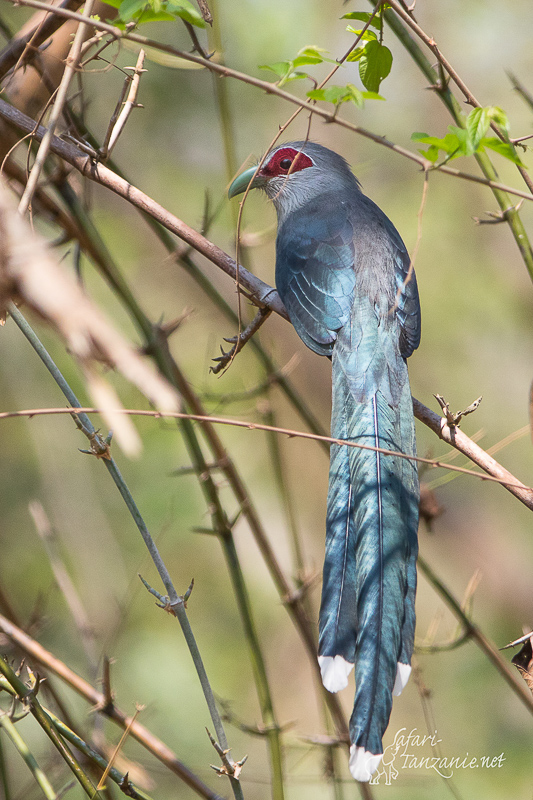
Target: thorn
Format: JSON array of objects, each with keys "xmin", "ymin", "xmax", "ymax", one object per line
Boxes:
[
  {"xmin": 500, "ymin": 630, "xmax": 533, "ymax": 650},
  {"xmin": 473, "ymin": 199, "xmax": 524, "ymax": 225},
  {"xmin": 183, "ymin": 578, "xmax": 194, "ymax": 604},
  {"xmin": 434, "ymin": 394, "xmax": 482, "ymax": 426}
]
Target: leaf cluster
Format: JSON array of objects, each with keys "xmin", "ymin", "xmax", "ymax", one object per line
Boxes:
[
  {"xmin": 258, "ymin": 46, "xmax": 336, "ymax": 88},
  {"xmin": 413, "ymin": 106, "xmax": 524, "ymax": 166},
  {"xmin": 342, "ymin": 6, "xmax": 392, "ymax": 92},
  {"xmin": 102, "ymin": 0, "xmax": 205, "ymax": 28}
]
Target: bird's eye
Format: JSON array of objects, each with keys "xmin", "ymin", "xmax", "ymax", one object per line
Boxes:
[{"xmin": 279, "ymin": 158, "xmax": 293, "ymax": 170}]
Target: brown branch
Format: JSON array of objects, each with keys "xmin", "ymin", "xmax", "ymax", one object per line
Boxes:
[
  {"xmin": 4, "ymin": 0, "xmax": 533, "ymax": 204},
  {"xmin": 0, "ymin": 613, "xmax": 224, "ymax": 800},
  {"xmin": 0, "ymin": 0, "xmax": 83, "ymax": 80},
  {"xmin": 195, "ymin": 0, "xmax": 212, "ymax": 26},
  {"xmin": 0, "ymin": 96, "xmax": 289, "ymax": 318},
  {"xmin": 386, "ymin": 0, "xmax": 533, "ymax": 196},
  {"xmin": 1, "ymin": 103, "xmax": 530, "ymax": 503},
  {"xmin": 419, "ymin": 556, "xmax": 533, "ymax": 715},
  {"xmin": 412, "ymin": 398, "xmax": 533, "ymax": 509},
  {"xmin": 17, "ymin": 0, "xmax": 96, "ymax": 216},
  {"xmin": 2, "ymin": 405, "xmax": 532, "ymax": 505},
  {"xmin": 101, "ymin": 48, "xmax": 146, "ymax": 159}
]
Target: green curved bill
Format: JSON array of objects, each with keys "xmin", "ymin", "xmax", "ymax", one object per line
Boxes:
[{"xmin": 228, "ymin": 166, "xmax": 266, "ymax": 198}]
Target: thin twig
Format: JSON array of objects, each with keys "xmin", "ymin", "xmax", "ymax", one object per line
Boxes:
[
  {"xmin": 28, "ymin": 500, "xmax": 99, "ymax": 673},
  {"xmin": 0, "ymin": 615, "xmax": 223, "ymax": 800},
  {"xmin": 195, "ymin": 0, "xmax": 212, "ymax": 25},
  {"xmin": 381, "ymin": 2, "xmax": 533, "ymax": 281},
  {"xmin": 2, "ymin": 404, "xmax": 533, "ymax": 502},
  {"xmin": 0, "ymin": 0, "xmax": 83, "ymax": 80},
  {"xmin": 17, "ymin": 0, "xmax": 95, "ymax": 216},
  {"xmin": 0, "ymin": 658, "xmax": 104, "ymax": 798},
  {"xmin": 0, "ymin": 711, "xmax": 58, "ymax": 800},
  {"xmin": 418, "ymin": 556, "xmax": 533, "ymax": 715},
  {"xmin": 0, "ymin": 676, "xmax": 154, "ymax": 798},
  {"xmin": 500, "ymin": 631, "xmax": 533, "ymax": 651},
  {"xmin": 104, "ymin": 49, "xmax": 146, "ymax": 158},
  {"xmin": 4, "ymin": 0, "xmax": 533, "ymax": 203},
  {"xmin": 0, "ymin": 97, "xmax": 289, "ymax": 316},
  {"xmin": 9, "ymin": 306, "xmax": 244, "ymax": 800}
]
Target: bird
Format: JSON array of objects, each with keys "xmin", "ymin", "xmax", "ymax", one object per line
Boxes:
[{"xmin": 228, "ymin": 141, "xmax": 420, "ymax": 782}]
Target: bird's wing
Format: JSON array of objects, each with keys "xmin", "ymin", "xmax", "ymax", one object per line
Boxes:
[
  {"xmin": 275, "ymin": 197, "xmax": 356, "ymax": 356},
  {"xmin": 380, "ymin": 212, "xmax": 421, "ymax": 359}
]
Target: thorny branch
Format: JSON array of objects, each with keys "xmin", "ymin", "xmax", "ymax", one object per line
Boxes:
[
  {"xmin": 17, "ymin": 0, "xmax": 95, "ymax": 216},
  {"xmin": 0, "ymin": 614, "xmax": 223, "ymax": 800},
  {"xmin": 8, "ymin": 305, "xmax": 245, "ymax": 799},
  {"xmin": 99, "ymin": 48, "xmax": 146, "ymax": 160},
  {"xmin": 211, "ymin": 307, "xmax": 272, "ymax": 374},
  {"xmin": 0, "ymin": 0, "xmax": 83, "ymax": 80},
  {"xmin": 1, "ymin": 3, "xmax": 532, "ymax": 794},
  {"xmin": 1, "ymin": 405, "xmax": 532, "ymax": 506},
  {"xmin": 4, "ymin": 0, "xmax": 533, "ymax": 203}
]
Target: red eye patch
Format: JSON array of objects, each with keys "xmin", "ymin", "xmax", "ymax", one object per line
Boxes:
[{"xmin": 261, "ymin": 147, "xmax": 314, "ymax": 178}]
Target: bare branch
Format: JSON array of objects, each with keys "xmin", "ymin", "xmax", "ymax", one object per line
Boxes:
[
  {"xmin": 101, "ymin": 48, "xmax": 146, "ymax": 159},
  {"xmin": 0, "ymin": 182, "xmax": 179, "ymax": 454},
  {"xmin": 210, "ymin": 307, "xmax": 272, "ymax": 374},
  {"xmin": 4, "ymin": 0, "xmax": 533, "ymax": 203},
  {"xmin": 0, "ymin": 614, "xmax": 223, "ymax": 800},
  {"xmin": 1, "ymin": 405, "xmax": 532, "ymax": 503},
  {"xmin": 195, "ymin": 0, "xmax": 212, "ymax": 25},
  {"xmin": 0, "ymin": 0, "xmax": 83, "ymax": 80},
  {"xmin": 17, "ymin": 0, "xmax": 96, "ymax": 216}
]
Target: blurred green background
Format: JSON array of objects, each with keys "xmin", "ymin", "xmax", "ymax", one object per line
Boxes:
[{"xmin": 1, "ymin": 1, "xmax": 532, "ymax": 798}]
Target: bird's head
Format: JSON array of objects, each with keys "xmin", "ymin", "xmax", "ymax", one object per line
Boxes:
[{"xmin": 228, "ymin": 141, "xmax": 360, "ymax": 216}]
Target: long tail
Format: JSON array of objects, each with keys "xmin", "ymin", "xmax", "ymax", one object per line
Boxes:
[{"xmin": 318, "ymin": 347, "xmax": 419, "ymax": 782}]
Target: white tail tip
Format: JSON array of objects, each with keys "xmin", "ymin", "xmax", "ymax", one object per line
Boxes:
[
  {"xmin": 393, "ymin": 662, "xmax": 412, "ymax": 696},
  {"xmin": 349, "ymin": 745, "xmax": 383, "ymax": 781},
  {"xmin": 318, "ymin": 655, "xmax": 354, "ymax": 692}
]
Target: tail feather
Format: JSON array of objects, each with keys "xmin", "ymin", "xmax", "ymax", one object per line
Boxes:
[
  {"xmin": 318, "ymin": 378, "xmax": 358, "ymax": 691},
  {"xmin": 349, "ymin": 389, "xmax": 409, "ymax": 757},
  {"xmin": 318, "ymin": 316, "xmax": 419, "ymax": 780}
]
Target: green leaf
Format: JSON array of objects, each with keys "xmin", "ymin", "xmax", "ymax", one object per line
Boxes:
[
  {"xmin": 486, "ymin": 106, "xmax": 510, "ymax": 136},
  {"xmin": 345, "ymin": 84, "xmax": 365, "ymax": 107},
  {"xmin": 307, "ymin": 86, "xmax": 349, "ymax": 104},
  {"xmin": 341, "ymin": 11, "xmax": 381, "ymax": 29},
  {"xmin": 362, "ymin": 90, "xmax": 385, "ymax": 101},
  {"xmin": 424, "ymin": 145, "xmax": 440, "ymax": 163},
  {"xmin": 118, "ymin": 0, "xmax": 147, "ymax": 20},
  {"xmin": 448, "ymin": 125, "xmax": 475, "ymax": 157},
  {"xmin": 293, "ymin": 55, "xmax": 323, "ymax": 68},
  {"xmin": 481, "ymin": 137, "xmax": 525, "ymax": 166},
  {"xmin": 346, "ymin": 27, "xmax": 378, "ymax": 42},
  {"xmin": 358, "ymin": 40, "xmax": 392, "ymax": 92},
  {"xmin": 307, "ymin": 83, "xmax": 384, "ymax": 107},
  {"xmin": 259, "ymin": 61, "xmax": 290, "ymax": 77},
  {"xmin": 134, "ymin": 8, "xmax": 174, "ymax": 21},
  {"xmin": 166, "ymin": 0, "xmax": 205, "ymax": 26},
  {"xmin": 412, "ymin": 131, "xmax": 462, "ymax": 160},
  {"xmin": 258, "ymin": 61, "xmax": 306, "ymax": 86},
  {"xmin": 102, "ymin": 0, "xmax": 121, "ymax": 8},
  {"xmin": 411, "ymin": 132, "xmax": 432, "ymax": 142},
  {"xmin": 295, "ymin": 46, "xmax": 336, "ymax": 64},
  {"xmin": 346, "ymin": 46, "xmax": 366, "ymax": 63},
  {"xmin": 466, "ymin": 107, "xmax": 490, "ymax": 149}
]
